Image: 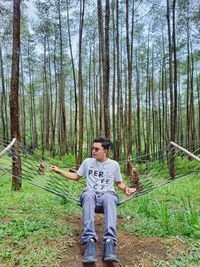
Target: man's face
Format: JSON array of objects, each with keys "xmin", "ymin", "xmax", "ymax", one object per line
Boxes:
[{"xmin": 92, "ymin": 142, "xmax": 107, "ymax": 161}]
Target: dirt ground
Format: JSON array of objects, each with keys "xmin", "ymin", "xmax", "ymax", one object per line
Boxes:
[{"xmin": 59, "ymin": 213, "xmax": 186, "ymax": 267}]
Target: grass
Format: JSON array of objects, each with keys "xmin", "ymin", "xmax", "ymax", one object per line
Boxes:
[
  {"xmin": 157, "ymin": 239, "xmax": 200, "ymax": 267},
  {"xmin": 118, "ymin": 174, "xmax": 200, "ymax": 266},
  {"xmin": 119, "ymin": 175, "xmax": 200, "ymax": 237},
  {"xmin": 0, "ymin": 175, "xmax": 81, "ymax": 267},
  {"xmin": 0, "ymin": 155, "xmax": 200, "ymax": 266}
]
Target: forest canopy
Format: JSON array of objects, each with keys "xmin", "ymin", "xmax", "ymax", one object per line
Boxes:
[{"xmin": 0, "ymin": 0, "xmax": 200, "ymax": 163}]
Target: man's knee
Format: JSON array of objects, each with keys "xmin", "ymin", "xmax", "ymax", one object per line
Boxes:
[
  {"xmin": 102, "ymin": 192, "xmax": 118, "ymax": 205},
  {"xmin": 81, "ymin": 190, "xmax": 96, "ymax": 205}
]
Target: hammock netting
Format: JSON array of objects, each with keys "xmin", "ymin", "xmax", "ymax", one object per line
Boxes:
[{"xmin": 0, "ymin": 138, "xmax": 200, "ymax": 206}]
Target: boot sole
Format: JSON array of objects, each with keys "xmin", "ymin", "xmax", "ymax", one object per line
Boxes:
[
  {"xmin": 104, "ymin": 257, "xmax": 119, "ymax": 263},
  {"xmin": 83, "ymin": 259, "xmax": 97, "ymax": 263}
]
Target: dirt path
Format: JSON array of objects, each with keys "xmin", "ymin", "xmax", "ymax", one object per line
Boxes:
[{"xmin": 59, "ymin": 214, "xmax": 186, "ymax": 267}]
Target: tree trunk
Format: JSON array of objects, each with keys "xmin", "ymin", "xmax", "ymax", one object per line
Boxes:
[
  {"xmin": 52, "ymin": 30, "xmax": 59, "ymax": 157},
  {"xmin": 135, "ymin": 51, "xmax": 141, "ymax": 157},
  {"xmin": 97, "ymin": 0, "xmax": 110, "ymax": 139},
  {"xmin": 116, "ymin": 0, "xmax": 122, "ymax": 161},
  {"xmin": 0, "ymin": 45, "xmax": 8, "ymax": 141},
  {"xmin": 111, "ymin": 1, "xmax": 116, "ymax": 158},
  {"xmin": 10, "ymin": 0, "xmax": 21, "ymax": 190},
  {"xmin": 172, "ymin": 0, "xmax": 177, "ymax": 143},
  {"xmin": 58, "ymin": 0, "xmax": 67, "ymax": 156},
  {"xmin": 66, "ymin": 0, "xmax": 77, "ymax": 157},
  {"xmin": 104, "ymin": 0, "xmax": 110, "ymax": 138},
  {"xmin": 77, "ymin": 0, "xmax": 85, "ymax": 165},
  {"xmin": 20, "ymin": 56, "xmax": 26, "ymax": 147},
  {"xmin": 126, "ymin": 0, "xmax": 133, "ymax": 157},
  {"xmin": 167, "ymin": 0, "xmax": 175, "ymax": 178}
]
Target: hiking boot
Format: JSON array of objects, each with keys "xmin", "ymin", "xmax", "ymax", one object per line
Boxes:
[
  {"xmin": 103, "ymin": 239, "xmax": 119, "ymax": 262},
  {"xmin": 83, "ymin": 238, "xmax": 97, "ymax": 263}
]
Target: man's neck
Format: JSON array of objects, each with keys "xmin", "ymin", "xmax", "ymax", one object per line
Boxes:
[{"xmin": 97, "ymin": 157, "xmax": 108, "ymax": 163}]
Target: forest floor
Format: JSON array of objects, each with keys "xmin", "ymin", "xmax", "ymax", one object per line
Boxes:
[
  {"xmin": 57, "ymin": 213, "xmax": 187, "ymax": 267},
  {"xmin": 1, "ymin": 171, "xmax": 199, "ymax": 267}
]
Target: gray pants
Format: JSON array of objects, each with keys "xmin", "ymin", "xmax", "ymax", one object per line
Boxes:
[{"xmin": 80, "ymin": 190, "xmax": 119, "ymax": 244}]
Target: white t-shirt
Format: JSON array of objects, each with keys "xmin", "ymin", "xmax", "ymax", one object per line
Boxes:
[{"xmin": 77, "ymin": 158, "xmax": 122, "ymax": 192}]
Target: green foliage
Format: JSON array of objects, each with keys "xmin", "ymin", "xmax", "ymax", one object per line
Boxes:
[
  {"xmin": 158, "ymin": 241, "xmax": 200, "ymax": 267},
  {"xmin": 119, "ymin": 174, "xmax": 200, "ymax": 266},
  {"xmin": 61, "ymin": 153, "xmax": 76, "ymax": 165},
  {"xmin": 0, "ymin": 155, "xmax": 200, "ymax": 265},
  {"xmin": 175, "ymin": 156, "xmax": 200, "ymax": 174},
  {"xmin": 119, "ymin": 176, "xmax": 200, "ymax": 239},
  {"xmin": 133, "ymin": 155, "xmax": 200, "ymax": 179},
  {"xmin": 0, "ymin": 219, "xmax": 50, "ymax": 243},
  {"xmin": 0, "ymin": 176, "xmax": 81, "ymax": 266}
]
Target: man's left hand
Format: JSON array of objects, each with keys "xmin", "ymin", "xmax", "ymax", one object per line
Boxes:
[{"xmin": 124, "ymin": 187, "xmax": 136, "ymax": 196}]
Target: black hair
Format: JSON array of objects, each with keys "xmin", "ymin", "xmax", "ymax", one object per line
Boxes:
[{"xmin": 93, "ymin": 136, "xmax": 111, "ymax": 150}]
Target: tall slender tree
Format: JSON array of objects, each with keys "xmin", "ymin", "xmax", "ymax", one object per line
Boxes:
[
  {"xmin": 0, "ymin": 45, "xmax": 8, "ymax": 141},
  {"xmin": 97, "ymin": 0, "xmax": 110, "ymax": 139},
  {"xmin": 115, "ymin": 0, "xmax": 122, "ymax": 160},
  {"xmin": 77, "ymin": 0, "xmax": 85, "ymax": 164},
  {"xmin": 66, "ymin": 0, "xmax": 78, "ymax": 157},
  {"xmin": 10, "ymin": 0, "xmax": 21, "ymax": 190},
  {"xmin": 126, "ymin": 0, "xmax": 133, "ymax": 158},
  {"xmin": 57, "ymin": 0, "xmax": 67, "ymax": 155},
  {"xmin": 104, "ymin": 0, "xmax": 111, "ymax": 138}
]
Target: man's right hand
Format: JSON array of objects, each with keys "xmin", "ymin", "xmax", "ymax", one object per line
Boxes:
[
  {"xmin": 50, "ymin": 165, "xmax": 81, "ymax": 181},
  {"xmin": 50, "ymin": 165, "xmax": 60, "ymax": 174}
]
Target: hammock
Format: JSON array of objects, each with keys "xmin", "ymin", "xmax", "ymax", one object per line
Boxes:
[{"xmin": 0, "ymin": 138, "xmax": 200, "ymax": 206}]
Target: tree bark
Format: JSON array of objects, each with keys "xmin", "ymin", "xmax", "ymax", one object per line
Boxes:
[
  {"xmin": 167, "ymin": 0, "xmax": 175, "ymax": 178},
  {"xmin": 97, "ymin": 0, "xmax": 110, "ymax": 139},
  {"xmin": 10, "ymin": 0, "xmax": 21, "ymax": 190},
  {"xmin": 77, "ymin": 0, "xmax": 85, "ymax": 165},
  {"xmin": 0, "ymin": 45, "xmax": 8, "ymax": 141},
  {"xmin": 104, "ymin": 0, "xmax": 110, "ymax": 138},
  {"xmin": 58, "ymin": 0, "xmax": 67, "ymax": 156},
  {"xmin": 66, "ymin": 0, "xmax": 78, "ymax": 157},
  {"xmin": 126, "ymin": 0, "xmax": 133, "ymax": 157},
  {"xmin": 116, "ymin": 0, "xmax": 122, "ymax": 160},
  {"xmin": 20, "ymin": 55, "xmax": 26, "ymax": 147}
]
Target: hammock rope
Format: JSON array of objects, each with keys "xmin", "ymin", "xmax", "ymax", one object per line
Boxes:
[{"xmin": 0, "ymin": 138, "xmax": 200, "ymax": 206}]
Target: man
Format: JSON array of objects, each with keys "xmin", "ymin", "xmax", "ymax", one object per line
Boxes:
[{"xmin": 50, "ymin": 136, "xmax": 136, "ymax": 263}]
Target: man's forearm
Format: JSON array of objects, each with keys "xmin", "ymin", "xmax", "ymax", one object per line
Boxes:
[
  {"xmin": 116, "ymin": 181, "xmax": 125, "ymax": 191},
  {"xmin": 50, "ymin": 166, "xmax": 80, "ymax": 180},
  {"xmin": 58, "ymin": 169, "xmax": 79, "ymax": 180},
  {"xmin": 116, "ymin": 181, "xmax": 136, "ymax": 195}
]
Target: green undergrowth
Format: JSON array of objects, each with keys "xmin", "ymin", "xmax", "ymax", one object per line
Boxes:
[
  {"xmin": 118, "ymin": 174, "xmax": 200, "ymax": 266},
  {"xmin": 0, "ymin": 176, "xmax": 81, "ymax": 267},
  {"xmin": 119, "ymin": 175, "xmax": 200, "ymax": 238},
  {"xmin": 0, "ymin": 155, "xmax": 200, "ymax": 266}
]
